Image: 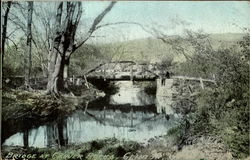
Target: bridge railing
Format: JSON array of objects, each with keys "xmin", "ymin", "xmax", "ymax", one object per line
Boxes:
[{"xmin": 172, "ymin": 76, "xmax": 216, "ymax": 83}]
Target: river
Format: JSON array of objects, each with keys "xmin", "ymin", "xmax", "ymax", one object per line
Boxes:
[{"xmin": 3, "ymin": 81, "xmax": 177, "ymax": 148}]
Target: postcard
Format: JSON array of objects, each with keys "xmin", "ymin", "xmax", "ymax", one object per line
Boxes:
[{"xmin": 1, "ymin": 1, "xmax": 249, "ymax": 160}]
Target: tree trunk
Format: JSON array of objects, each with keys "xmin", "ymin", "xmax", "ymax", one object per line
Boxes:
[
  {"xmin": 47, "ymin": 52, "xmax": 73, "ymax": 95},
  {"xmin": 23, "ymin": 129, "xmax": 29, "ymax": 148},
  {"xmin": 63, "ymin": 54, "xmax": 71, "ymax": 89},
  {"xmin": 41, "ymin": 64, "xmax": 48, "ymax": 77},
  {"xmin": 63, "ymin": 57, "xmax": 70, "ymax": 80},
  {"xmin": 57, "ymin": 119, "xmax": 68, "ymax": 147},
  {"xmin": 47, "ymin": 50, "xmax": 58, "ymax": 92},
  {"xmin": 46, "ymin": 2, "xmax": 64, "ymax": 95},
  {"xmin": 24, "ymin": 2, "xmax": 33, "ymax": 87},
  {"xmin": 46, "ymin": 50, "xmax": 65, "ymax": 95},
  {"xmin": 46, "ymin": 2, "xmax": 115, "ymax": 95},
  {"xmin": 1, "ymin": 2, "xmax": 12, "ymax": 62}
]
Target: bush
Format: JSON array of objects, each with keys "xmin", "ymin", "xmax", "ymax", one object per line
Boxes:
[{"xmin": 173, "ymin": 34, "xmax": 250, "ymax": 158}]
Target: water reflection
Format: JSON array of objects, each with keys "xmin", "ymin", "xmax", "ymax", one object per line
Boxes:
[
  {"xmin": 155, "ymin": 96, "xmax": 174, "ymax": 115},
  {"xmin": 3, "ymin": 110, "xmax": 176, "ymax": 148},
  {"xmin": 110, "ymin": 81, "xmax": 155, "ymax": 106},
  {"xmin": 3, "ymin": 81, "xmax": 177, "ymax": 148}
]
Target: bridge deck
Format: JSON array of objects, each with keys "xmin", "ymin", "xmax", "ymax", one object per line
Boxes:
[
  {"xmin": 85, "ymin": 75, "xmax": 157, "ymax": 81},
  {"xmin": 81, "ymin": 61, "xmax": 216, "ymax": 84}
]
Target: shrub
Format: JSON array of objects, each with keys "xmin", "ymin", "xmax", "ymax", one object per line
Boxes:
[{"xmin": 173, "ymin": 34, "xmax": 250, "ymax": 158}]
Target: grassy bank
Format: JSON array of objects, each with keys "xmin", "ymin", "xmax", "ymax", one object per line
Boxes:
[
  {"xmin": 2, "ymin": 136, "xmax": 241, "ymax": 160},
  {"xmin": 1, "ymin": 138, "xmax": 141, "ymax": 160},
  {"xmin": 2, "ymin": 84, "xmax": 104, "ymax": 121}
]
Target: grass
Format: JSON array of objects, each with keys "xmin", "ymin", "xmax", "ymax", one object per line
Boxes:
[{"xmin": 1, "ymin": 138, "xmax": 142, "ymax": 160}]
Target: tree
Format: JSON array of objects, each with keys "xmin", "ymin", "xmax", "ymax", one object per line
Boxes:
[
  {"xmin": 1, "ymin": 1, "xmax": 12, "ymax": 61},
  {"xmin": 46, "ymin": 2, "xmax": 116, "ymax": 95},
  {"xmin": 24, "ymin": 1, "xmax": 33, "ymax": 87}
]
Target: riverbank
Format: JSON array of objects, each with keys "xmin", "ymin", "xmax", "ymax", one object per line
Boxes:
[
  {"xmin": 2, "ymin": 86, "xmax": 104, "ymax": 121},
  {"xmin": 2, "ymin": 85, "xmax": 105, "ymax": 142},
  {"xmin": 1, "ymin": 135, "xmax": 241, "ymax": 160},
  {"xmin": 1, "ymin": 138, "xmax": 141, "ymax": 160},
  {"xmin": 134, "ymin": 136, "xmax": 235, "ymax": 160}
]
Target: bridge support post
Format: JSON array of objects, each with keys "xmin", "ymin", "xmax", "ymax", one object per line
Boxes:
[
  {"xmin": 156, "ymin": 78, "xmax": 174, "ymax": 114},
  {"xmin": 130, "ymin": 107, "xmax": 133, "ymax": 127},
  {"xmin": 103, "ymin": 106, "xmax": 106, "ymax": 118},
  {"xmin": 72, "ymin": 75, "xmax": 75, "ymax": 85},
  {"xmin": 130, "ymin": 67, "xmax": 134, "ymax": 83},
  {"xmin": 104, "ymin": 71, "xmax": 106, "ymax": 81},
  {"xmin": 200, "ymin": 77, "xmax": 204, "ymax": 90},
  {"xmin": 84, "ymin": 101, "xmax": 89, "ymax": 114},
  {"xmin": 83, "ymin": 75, "xmax": 89, "ymax": 89}
]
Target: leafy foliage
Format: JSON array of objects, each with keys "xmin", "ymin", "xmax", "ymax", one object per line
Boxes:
[{"xmin": 170, "ymin": 33, "xmax": 250, "ymax": 158}]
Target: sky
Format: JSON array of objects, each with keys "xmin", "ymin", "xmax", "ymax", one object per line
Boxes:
[
  {"xmin": 79, "ymin": 1, "xmax": 250, "ymax": 42},
  {"xmin": 5, "ymin": 1, "xmax": 250, "ymax": 43}
]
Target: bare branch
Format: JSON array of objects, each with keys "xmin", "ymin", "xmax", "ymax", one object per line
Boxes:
[
  {"xmin": 6, "ymin": 37, "xmax": 18, "ymax": 50},
  {"xmin": 53, "ymin": 46, "xmax": 63, "ymax": 56},
  {"xmin": 8, "ymin": 15, "xmax": 27, "ymax": 36},
  {"xmin": 89, "ymin": 2, "xmax": 116, "ymax": 33},
  {"xmin": 96, "ymin": 22, "xmax": 154, "ymax": 35},
  {"xmin": 73, "ymin": 2, "xmax": 116, "ymax": 52}
]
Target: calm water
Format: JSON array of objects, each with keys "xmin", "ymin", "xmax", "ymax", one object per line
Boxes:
[{"xmin": 3, "ymin": 81, "xmax": 177, "ymax": 148}]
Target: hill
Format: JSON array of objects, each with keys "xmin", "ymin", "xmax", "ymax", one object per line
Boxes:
[
  {"xmin": 71, "ymin": 33, "xmax": 246, "ymax": 75},
  {"xmin": 97, "ymin": 33, "xmax": 245, "ymax": 63}
]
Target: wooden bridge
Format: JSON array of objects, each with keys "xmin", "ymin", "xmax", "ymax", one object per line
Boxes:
[
  {"xmin": 75, "ymin": 61, "xmax": 216, "ymax": 92},
  {"xmin": 80, "ymin": 61, "xmax": 216, "ymax": 84},
  {"xmin": 81, "ymin": 61, "xmax": 159, "ymax": 81},
  {"xmin": 3, "ymin": 61, "xmax": 216, "ymax": 90}
]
